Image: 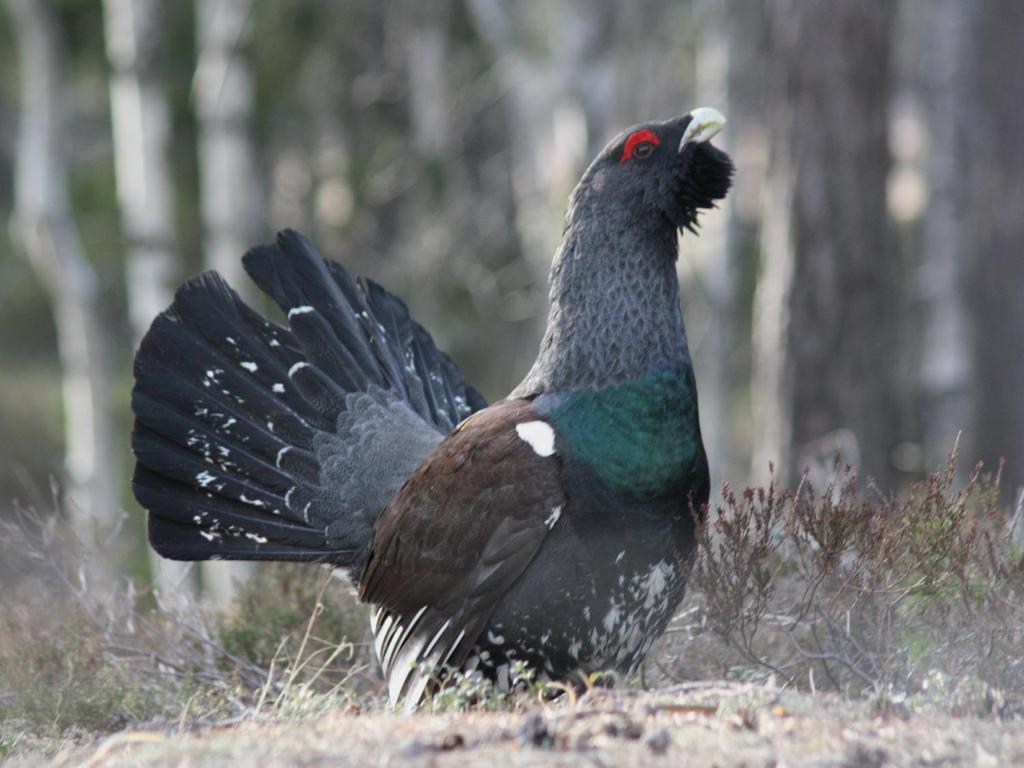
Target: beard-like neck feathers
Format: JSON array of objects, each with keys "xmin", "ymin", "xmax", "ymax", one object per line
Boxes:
[{"xmin": 511, "ymin": 196, "xmax": 691, "ymax": 398}]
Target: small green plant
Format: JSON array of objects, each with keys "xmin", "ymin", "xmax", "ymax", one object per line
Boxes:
[
  {"xmin": 0, "ymin": 730, "xmax": 24, "ymax": 759},
  {"xmin": 0, "ymin": 504, "xmax": 377, "ymax": 749},
  {"xmin": 424, "ymin": 659, "xmax": 547, "ymax": 712}
]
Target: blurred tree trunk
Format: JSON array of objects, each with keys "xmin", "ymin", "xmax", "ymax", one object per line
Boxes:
[
  {"xmin": 194, "ymin": 0, "xmax": 260, "ymax": 601},
  {"xmin": 468, "ymin": 0, "xmax": 687, "ymax": 381},
  {"xmin": 752, "ymin": 0, "xmax": 899, "ymax": 487},
  {"xmin": 194, "ymin": 0, "xmax": 261, "ymax": 297},
  {"xmin": 5, "ymin": 0, "xmax": 122, "ymax": 573},
  {"xmin": 468, "ymin": 0, "xmax": 588, "ymax": 364},
  {"xmin": 689, "ymin": 0, "xmax": 739, "ymax": 493},
  {"xmin": 965, "ymin": 0, "xmax": 1024, "ymax": 496},
  {"xmin": 103, "ymin": 0, "xmax": 197, "ymax": 604},
  {"xmin": 918, "ymin": 0, "xmax": 976, "ymax": 474}
]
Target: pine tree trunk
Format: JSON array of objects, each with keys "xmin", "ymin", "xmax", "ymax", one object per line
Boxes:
[
  {"xmin": 752, "ymin": 0, "xmax": 899, "ymax": 487},
  {"xmin": 965, "ymin": 0, "xmax": 1024, "ymax": 497},
  {"xmin": 918, "ymin": 0, "xmax": 976, "ymax": 473},
  {"xmin": 6, "ymin": 0, "xmax": 122, "ymax": 574},
  {"xmin": 194, "ymin": 0, "xmax": 260, "ymax": 601},
  {"xmin": 103, "ymin": 0, "xmax": 197, "ymax": 605}
]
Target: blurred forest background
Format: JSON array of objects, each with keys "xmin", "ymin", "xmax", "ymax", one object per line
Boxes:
[{"xmin": 0, "ymin": 0, "xmax": 1022, "ymax": 598}]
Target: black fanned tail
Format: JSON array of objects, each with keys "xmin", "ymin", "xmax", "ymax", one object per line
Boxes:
[{"xmin": 132, "ymin": 229, "xmax": 486, "ymax": 568}]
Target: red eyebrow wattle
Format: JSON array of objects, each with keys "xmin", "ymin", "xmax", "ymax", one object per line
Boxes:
[{"xmin": 619, "ymin": 129, "xmax": 661, "ymax": 163}]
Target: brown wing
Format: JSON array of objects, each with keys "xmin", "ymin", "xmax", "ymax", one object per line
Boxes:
[{"xmin": 359, "ymin": 399, "xmax": 566, "ymax": 709}]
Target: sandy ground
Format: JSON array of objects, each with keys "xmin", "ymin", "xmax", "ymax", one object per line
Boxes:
[{"xmin": 10, "ymin": 683, "xmax": 1024, "ymax": 767}]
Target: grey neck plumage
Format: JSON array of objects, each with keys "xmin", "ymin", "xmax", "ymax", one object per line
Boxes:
[{"xmin": 511, "ymin": 200, "xmax": 691, "ymax": 399}]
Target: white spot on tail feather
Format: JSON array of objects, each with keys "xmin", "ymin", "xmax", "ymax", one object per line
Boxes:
[
  {"xmin": 288, "ymin": 305, "xmax": 314, "ymax": 318},
  {"xmin": 288, "ymin": 361, "xmax": 309, "ymax": 378},
  {"xmin": 240, "ymin": 361, "xmax": 258, "ymax": 372},
  {"xmin": 245, "ymin": 532, "xmax": 268, "ymax": 544},
  {"xmin": 544, "ymin": 505, "xmax": 562, "ymax": 529},
  {"xmin": 276, "ymin": 446, "xmax": 290, "ymax": 469},
  {"xmin": 272, "ymin": 383, "xmax": 285, "ymax": 394},
  {"xmin": 515, "ymin": 421, "xmax": 556, "ymax": 457}
]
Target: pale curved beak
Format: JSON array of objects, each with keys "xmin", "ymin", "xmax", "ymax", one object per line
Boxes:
[{"xmin": 679, "ymin": 107, "xmax": 727, "ymax": 150}]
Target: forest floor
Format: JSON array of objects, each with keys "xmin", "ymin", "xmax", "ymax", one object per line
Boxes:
[{"xmin": 8, "ymin": 682, "xmax": 1024, "ymax": 768}]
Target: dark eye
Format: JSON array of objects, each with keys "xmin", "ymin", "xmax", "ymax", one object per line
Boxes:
[{"xmin": 632, "ymin": 142, "xmax": 655, "ymax": 159}]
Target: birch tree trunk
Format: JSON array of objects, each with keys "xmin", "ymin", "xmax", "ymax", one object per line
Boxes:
[
  {"xmin": 6, "ymin": 0, "xmax": 122, "ymax": 575},
  {"xmin": 103, "ymin": 0, "xmax": 197, "ymax": 604},
  {"xmin": 752, "ymin": 0, "xmax": 899, "ymax": 487},
  {"xmin": 689, "ymin": 0, "xmax": 739, "ymax": 492},
  {"xmin": 194, "ymin": 0, "xmax": 260, "ymax": 601},
  {"xmin": 194, "ymin": 0, "xmax": 261, "ymax": 296}
]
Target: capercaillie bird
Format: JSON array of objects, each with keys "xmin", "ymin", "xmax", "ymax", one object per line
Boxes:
[{"xmin": 132, "ymin": 107, "xmax": 733, "ymax": 710}]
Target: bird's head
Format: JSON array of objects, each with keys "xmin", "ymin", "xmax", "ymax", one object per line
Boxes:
[{"xmin": 572, "ymin": 107, "xmax": 734, "ymax": 235}]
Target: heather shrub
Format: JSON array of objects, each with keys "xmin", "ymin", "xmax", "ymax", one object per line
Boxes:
[{"xmin": 683, "ymin": 452, "xmax": 1024, "ymax": 715}]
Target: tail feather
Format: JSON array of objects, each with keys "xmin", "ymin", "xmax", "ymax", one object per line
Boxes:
[
  {"xmin": 145, "ymin": 501, "xmax": 351, "ymax": 563},
  {"xmin": 132, "ymin": 425, "xmax": 319, "ymax": 522},
  {"xmin": 244, "ymin": 231, "xmax": 384, "ymax": 385},
  {"xmin": 287, "ymin": 310, "xmax": 370, "ymax": 393},
  {"xmin": 136, "ymin": 467, "xmax": 322, "ymax": 542},
  {"xmin": 132, "ymin": 367, "xmax": 313, "ymax": 457},
  {"xmin": 362, "ymin": 277, "xmax": 487, "ymax": 428},
  {"xmin": 245, "ymin": 232, "xmax": 485, "ymax": 429},
  {"xmin": 133, "ymin": 229, "xmax": 485, "ymax": 571}
]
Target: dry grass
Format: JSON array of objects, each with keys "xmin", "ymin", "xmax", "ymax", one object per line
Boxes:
[{"xmin": 0, "ymin": 505, "xmax": 380, "ymax": 759}]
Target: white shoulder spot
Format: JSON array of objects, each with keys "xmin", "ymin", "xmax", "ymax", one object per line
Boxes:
[
  {"xmin": 515, "ymin": 420, "xmax": 556, "ymax": 457},
  {"xmin": 287, "ymin": 305, "xmax": 314, "ymax": 318}
]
